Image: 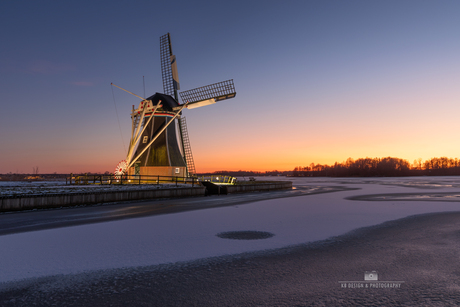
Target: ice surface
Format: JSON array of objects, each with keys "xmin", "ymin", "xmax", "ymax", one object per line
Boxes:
[{"xmin": 2, "ymin": 176, "xmax": 460, "ymax": 283}]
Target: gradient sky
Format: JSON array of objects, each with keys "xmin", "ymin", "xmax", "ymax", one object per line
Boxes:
[{"xmin": 1, "ymin": 0, "xmax": 460, "ymax": 174}]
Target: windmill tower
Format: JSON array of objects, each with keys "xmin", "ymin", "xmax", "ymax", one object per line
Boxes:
[{"xmin": 113, "ymin": 33, "xmax": 236, "ymax": 178}]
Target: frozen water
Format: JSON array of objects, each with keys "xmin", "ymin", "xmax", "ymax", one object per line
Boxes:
[{"xmin": 2, "ymin": 176, "xmax": 460, "ymax": 283}]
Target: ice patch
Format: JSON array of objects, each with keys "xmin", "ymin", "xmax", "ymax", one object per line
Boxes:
[{"xmin": 2, "ymin": 176, "xmax": 460, "ymax": 283}]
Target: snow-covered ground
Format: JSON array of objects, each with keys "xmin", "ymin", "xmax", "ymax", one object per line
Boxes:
[
  {"xmin": 2, "ymin": 176, "xmax": 460, "ymax": 283},
  {"xmin": 0, "ymin": 180, "xmax": 190, "ymax": 197}
]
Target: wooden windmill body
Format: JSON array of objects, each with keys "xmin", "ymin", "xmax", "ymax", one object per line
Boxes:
[{"xmin": 113, "ymin": 33, "xmax": 236, "ymax": 178}]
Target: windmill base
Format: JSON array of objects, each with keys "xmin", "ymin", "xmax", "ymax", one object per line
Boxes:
[{"xmin": 128, "ymin": 166, "xmax": 187, "ymax": 177}]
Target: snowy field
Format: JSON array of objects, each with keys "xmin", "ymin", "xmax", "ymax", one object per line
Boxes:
[
  {"xmin": 0, "ymin": 180, "xmax": 190, "ymax": 197},
  {"xmin": 2, "ymin": 176, "xmax": 460, "ymax": 284}
]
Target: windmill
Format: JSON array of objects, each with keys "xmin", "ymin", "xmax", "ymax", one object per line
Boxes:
[{"xmin": 112, "ymin": 33, "xmax": 236, "ymax": 178}]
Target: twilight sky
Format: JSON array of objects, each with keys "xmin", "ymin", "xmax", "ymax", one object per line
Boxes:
[{"xmin": 1, "ymin": 0, "xmax": 459, "ymax": 174}]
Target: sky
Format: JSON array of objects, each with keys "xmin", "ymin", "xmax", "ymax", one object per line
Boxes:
[{"xmin": 1, "ymin": 0, "xmax": 460, "ymax": 174}]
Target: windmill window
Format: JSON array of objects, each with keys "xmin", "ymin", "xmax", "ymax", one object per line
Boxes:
[
  {"xmin": 175, "ymin": 168, "xmax": 180, "ymax": 174},
  {"xmin": 143, "ymin": 136, "xmax": 148, "ymax": 143}
]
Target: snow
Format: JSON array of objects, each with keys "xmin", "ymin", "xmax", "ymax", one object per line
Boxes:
[
  {"xmin": 2, "ymin": 176, "xmax": 460, "ymax": 283},
  {"xmin": 0, "ymin": 180, "xmax": 190, "ymax": 197}
]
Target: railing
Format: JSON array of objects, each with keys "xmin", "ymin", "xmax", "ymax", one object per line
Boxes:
[
  {"xmin": 66, "ymin": 173, "xmax": 200, "ymax": 186},
  {"xmin": 197, "ymin": 175, "xmax": 236, "ymax": 185}
]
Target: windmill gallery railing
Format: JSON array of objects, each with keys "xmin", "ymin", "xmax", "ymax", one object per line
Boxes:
[{"xmin": 66, "ymin": 173, "xmax": 200, "ymax": 186}]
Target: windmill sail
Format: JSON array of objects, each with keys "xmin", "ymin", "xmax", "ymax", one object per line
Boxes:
[
  {"xmin": 159, "ymin": 33, "xmax": 190, "ymax": 175},
  {"xmin": 160, "ymin": 33, "xmax": 179, "ymax": 98},
  {"xmin": 170, "ymin": 55, "xmax": 180, "ymax": 91},
  {"xmin": 179, "ymin": 79, "xmax": 236, "ymax": 109}
]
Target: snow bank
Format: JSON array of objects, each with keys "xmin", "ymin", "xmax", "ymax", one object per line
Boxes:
[{"xmin": 0, "ymin": 181, "xmax": 190, "ymax": 197}]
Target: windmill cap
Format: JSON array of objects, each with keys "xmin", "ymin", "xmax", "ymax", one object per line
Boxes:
[{"xmin": 145, "ymin": 93, "xmax": 179, "ymax": 112}]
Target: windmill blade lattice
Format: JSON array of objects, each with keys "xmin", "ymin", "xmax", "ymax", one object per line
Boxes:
[
  {"xmin": 179, "ymin": 79, "xmax": 236, "ymax": 107},
  {"xmin": 160, "ymin": 33, "xmax": 179, "ymax": 98}
]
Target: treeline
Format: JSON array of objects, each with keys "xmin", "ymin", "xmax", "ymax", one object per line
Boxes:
[
  {"xmin": 293, "ymin": 157, "xmax": 460, "ymax": 177},
  {"xmin": 0, "ymin": 173, "xmax": 68, "ymax": 181},
  {"xmin": 198, "ymin": 170, "xmax": 290, "ymax": 177}
]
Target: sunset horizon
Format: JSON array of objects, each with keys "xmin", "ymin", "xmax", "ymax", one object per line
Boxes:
[{"xmin": 3, "ymin": 154, "xmax": 460, "ymax": 175}]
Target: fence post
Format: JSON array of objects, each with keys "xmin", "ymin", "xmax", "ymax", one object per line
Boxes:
[
  {"xmin": 175, "ymin": 176, "xmax": 177, "ymax": 187},
  {"xmin": 139, "ymin": 174, "xmax": 141, "ymax": 185}
]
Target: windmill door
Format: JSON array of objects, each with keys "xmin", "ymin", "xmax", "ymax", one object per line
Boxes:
[{"xmin": 134, "ymin": 162, "xmax": 140, "ymax": 178}]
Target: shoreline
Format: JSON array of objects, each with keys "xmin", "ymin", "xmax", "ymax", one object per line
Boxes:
[{"xmin": 0, "ymin": 181, "xmax": 292, "ymax": 213}]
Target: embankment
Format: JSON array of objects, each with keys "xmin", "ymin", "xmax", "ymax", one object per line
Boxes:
[{"xmin": 0, "ymin": 181, "xmax": 292, "ymax": 212}]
